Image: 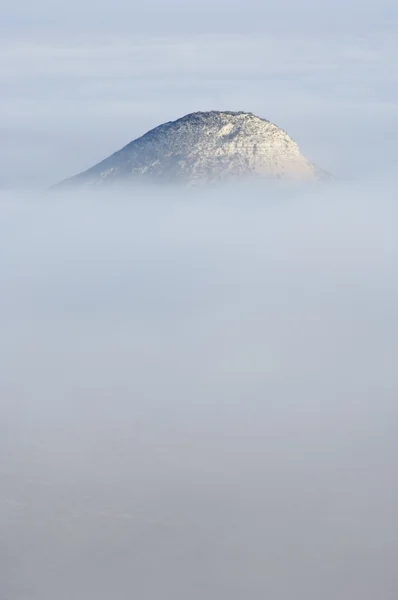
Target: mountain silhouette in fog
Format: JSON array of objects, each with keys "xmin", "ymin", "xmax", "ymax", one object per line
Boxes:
[{"xmin": 56, "ymin": 111, "xmax": 331, "ymax": 188}]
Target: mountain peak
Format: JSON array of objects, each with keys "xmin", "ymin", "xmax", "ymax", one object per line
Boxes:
[{"xmin": 56, "ymin": 110, "xmax": 331, "ymax": 188}]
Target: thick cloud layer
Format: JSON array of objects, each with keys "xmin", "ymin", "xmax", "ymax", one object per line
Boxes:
[{"xmin": 1, "ymin": 181, "xmax": 398, "ymax": 599}]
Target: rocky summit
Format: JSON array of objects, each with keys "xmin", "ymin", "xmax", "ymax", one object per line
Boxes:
[{"xmin": 57, "ymin": 111, "xmax": 331, "ymax": 188}]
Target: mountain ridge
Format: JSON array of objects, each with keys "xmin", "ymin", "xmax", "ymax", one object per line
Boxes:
[{"xmin": 55, "ymin": 111, "xmax": 331, "ymax": 188}]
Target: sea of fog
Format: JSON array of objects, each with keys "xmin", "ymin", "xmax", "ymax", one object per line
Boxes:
[{"xmin": 1, "ymin": 180, "xmax": 398, "ymax": 600}]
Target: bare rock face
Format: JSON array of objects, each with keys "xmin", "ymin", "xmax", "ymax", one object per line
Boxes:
[{"xmin": 57, "ymin": 111, "xmax": 331, "ymax": 188}]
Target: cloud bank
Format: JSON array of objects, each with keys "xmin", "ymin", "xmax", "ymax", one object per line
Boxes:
[{"xmin": 1, "ymin": 181, "xmax": 398, "ymax": 599}]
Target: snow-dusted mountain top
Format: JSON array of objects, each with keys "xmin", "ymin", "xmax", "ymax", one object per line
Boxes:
[{"xmin": 57, "ymin": 111, "xmax": 331, "ymax": 187}]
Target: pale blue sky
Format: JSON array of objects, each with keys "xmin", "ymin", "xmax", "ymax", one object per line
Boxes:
[{"xmin": 2, "ymin": 0, "xmax": 398, "ymax": 34}]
